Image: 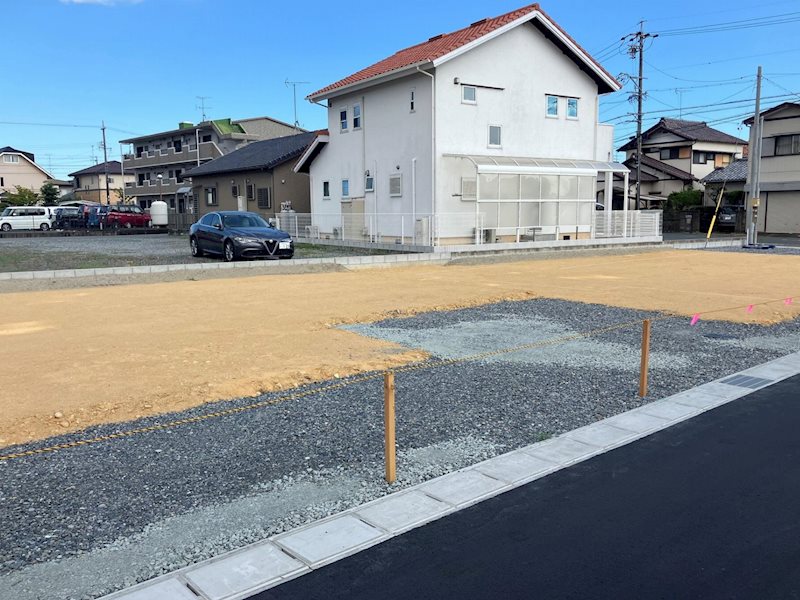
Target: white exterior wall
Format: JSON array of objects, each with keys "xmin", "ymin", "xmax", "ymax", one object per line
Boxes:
[{"xmin": 309, "ymin": 73, "xmax": 433, "ymax": 235}]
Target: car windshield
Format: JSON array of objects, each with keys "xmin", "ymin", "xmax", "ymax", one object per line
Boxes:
[
  {"xmin": 222, "ymin": 214, "xmax": 269, "ymax": 228},
  {"xmin": 1, "ymin": 208, "xmax": 11, "ymax": 217}
]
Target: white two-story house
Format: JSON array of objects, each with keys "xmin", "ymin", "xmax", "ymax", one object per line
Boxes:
[{"xmin": 295, "ymin": 3, "xmax": 633, "ymax": 246}]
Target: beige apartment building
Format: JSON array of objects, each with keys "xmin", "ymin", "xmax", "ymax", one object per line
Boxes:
[{"xmin": 69, "ymin": 161, "xmax": 135, "ymax": 204}]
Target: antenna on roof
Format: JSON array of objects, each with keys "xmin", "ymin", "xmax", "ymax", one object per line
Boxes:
[
  {"xmin": 196, "ymin": 96, "xmax": 212, "ymax": 122},
  {"xmin": 285, "ymin": 79, "xmax": 310, "ymax": 130}
]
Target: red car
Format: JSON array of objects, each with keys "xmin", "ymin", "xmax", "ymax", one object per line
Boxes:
[{"xmin": 105, "ymin": 205, "xmax": 152, "ymax": 229}]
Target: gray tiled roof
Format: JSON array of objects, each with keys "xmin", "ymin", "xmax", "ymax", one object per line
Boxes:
[
  {"xmin": 184, "ymin": 132, "xmax": 315, "ymax": 178},
  {"xmin": 618, "ymin": 117, "xmax": 747, "ymax": 151},
  {"xmin": 701, "ymin": 158, "xmax": 748, "ymax": 184},
  {"xmin": 68, "ymin": 161, "xmax": 124, "ymax": 177},
  {"xmin": 624, "ymin": 154, "xmax": 696, "ymax": 181}
]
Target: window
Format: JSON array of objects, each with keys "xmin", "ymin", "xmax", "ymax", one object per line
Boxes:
[
  {"xmin": 410, "ymin": 89, "xmax": 416, "ymax": 112},
  {"xmin": 138, "ymin": 174, "xmax": 146, "ymax": 185},
  {"xmin": 389, "ymin": 174, "xmax": 402, "ymax": 197},
  {"xmin": 204, "ymin": 187, "xmax": 217, "ymax": 206},
  {"xmin": 546, "ymin": 95, "xmax": 559, "ymax": 117},
  {"xmin": 693, "ymin": 151, "xmax": 715, "ymax": 164},
  {"xmin": 3, "ymin": 154, "xmax": 19, "ymax": 163},
  {"xmin": 365, "ymin": 175, "xmax": 375, "ymax": 193},
  {"xmin": 200, "ymin": 214, "xmax": 215, "ymax": 226},
  {"xmin": 201, "ymin": 134, "xmax": 212, "ymax": 143},
  {"xmin": 209, "ymin": 213, "xmax": 221, "ymax": 228},
  {"xmin": 231, "ymin": 184, "xmax": 240, "ymax": 197},
  {"xmin": 776, "ymin": 134, "xmax": 800, "ymax": 156},
  {"xmin": 0, "ymin": 177, "xmax": 3, "ymax": 187},
  {"xmin": 257, "ymin": 187, "xmax": 272, "ymax": 209},
  {"xmin": 174, "ymin": 140, "xmax": 182, "ymax": 152},
  {"xmin": 340, "ymin": 109, "xmax": 348, "ymax": 132},
  {"xmin": 341, "ymin": 179, "xmax": 350, "ymax": 198},
  {"xmin": 462, "ymin": 85, "xmax": 477, "ymax": 104},
  {"xmin": 175, "ymin": 169, "xmax": 184, "ymax": 183},
  {"xmin": 323, "ymin": 180, "xmax": 331, "ymax": 199},
  {"xmin": 660, "ymin": 148, "xmax": 680, "ymax": 160},
  {"xmin": 246, "ymin": 183, "xmax": 255, "ymax": 201},
  {"xmin": 488, "ymin": 125, "xmax": 502, "ymax": 148},
  {"xmin": 567, "ymin": 98, "xmax": 579, "ymax": 119},
  {"xmin": 107, "ymin": 177, "xmax": 115, "ymax": 184},
  {"xmin": 353, "ymin": 104, "xmax": 362, "ymax": 129}
]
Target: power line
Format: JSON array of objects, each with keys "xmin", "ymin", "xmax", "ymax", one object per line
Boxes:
[{"xmin": 653, "ymin": 11, "xmax": 800, "ymax": 36}]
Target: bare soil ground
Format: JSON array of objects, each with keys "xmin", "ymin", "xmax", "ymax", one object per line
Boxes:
[{"xmin": 0, "ymin": 248, "xmax": 798, "ymax": 447}]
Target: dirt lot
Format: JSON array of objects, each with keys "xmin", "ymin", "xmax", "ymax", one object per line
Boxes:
[{"xmin": 1, "ymin": 248, "xmax": 798, "ymax": 447}]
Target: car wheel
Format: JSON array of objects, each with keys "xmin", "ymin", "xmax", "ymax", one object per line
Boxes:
[
  {"xmin": 125, "ymin": 222, "xmax": 132, "ymax": 229},
  {"xmin": 1, "ymin": 223, "xmax": 10, "ymax": 232},
  {"xmin": 111, "ymin": 220, "xmax": 119, "ymax": 229},
  {"xmin": 190, "ymin": 237, "xmax": 204, "ymax": 257},
  {"xmin": 40, "ymin": 223, "xmax": 50, "ymax": 231},
  {"xmin": 224, "ymin": 240, "xmax": 236, "ymax": 262}
]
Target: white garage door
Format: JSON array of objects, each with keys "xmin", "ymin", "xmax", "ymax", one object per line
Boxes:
[{"xmin": 764, "ymin": 191, "xmax": 800, "ymax": 234}]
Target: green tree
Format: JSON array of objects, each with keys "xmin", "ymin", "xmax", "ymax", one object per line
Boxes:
[
  {"xmin": 3, "ymin": 185, "xmax": 40, "ymax": 206},
  {"xmin": 666, "ymin": 188, "xmax": 702, "ymax": 210},
  {"xmin": 40, "ymin": 182, "xmax": 60, "ymax": 205}
]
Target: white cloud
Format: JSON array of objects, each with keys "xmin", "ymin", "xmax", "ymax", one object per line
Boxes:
[{"xmin": 60, "ymin": 0, "xmax": 143, "ymax": 5}]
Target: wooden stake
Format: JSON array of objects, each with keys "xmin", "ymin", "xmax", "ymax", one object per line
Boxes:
[
  {"xmin": 384, "ymin": 371, "xmax": 396, "ymax": 484},
  {"xmin": 639, "ymin": 319, "xmax": 651, "ymax": 397}
]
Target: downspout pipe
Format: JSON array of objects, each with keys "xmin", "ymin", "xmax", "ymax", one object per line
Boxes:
[{"xmin": 416, "ymin": 66, "xmax": 436, "ymax": 244}]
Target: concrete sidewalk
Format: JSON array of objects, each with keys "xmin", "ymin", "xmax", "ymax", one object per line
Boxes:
[{"xmin": 102, "ymin": 352, "xmax": 800, "ymax": 600}]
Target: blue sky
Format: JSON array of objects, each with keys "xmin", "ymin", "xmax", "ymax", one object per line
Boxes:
[{"xmin": 3, "ymin": 0, "xmax": 800, "ymax": 179}]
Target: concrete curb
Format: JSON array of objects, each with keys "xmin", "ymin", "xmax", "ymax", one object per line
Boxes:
[{"xmin": 100, "ymin": 351, "xmax": 800, "ymax": 600}]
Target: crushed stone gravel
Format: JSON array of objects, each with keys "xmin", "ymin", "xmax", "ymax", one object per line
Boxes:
[{"xmin": 1, "ymin": 297, "xmax": 798, "ymax": 599}]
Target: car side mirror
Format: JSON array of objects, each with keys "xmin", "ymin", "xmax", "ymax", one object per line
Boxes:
[{"xmin": 214, "ymin": 223, "xmax": 223, "ymax": 230}]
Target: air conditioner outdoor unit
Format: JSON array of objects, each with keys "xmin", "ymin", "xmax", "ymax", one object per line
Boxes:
[
  {"xmin": 332, "ymin": 226, "xmax": 342, "ymax": 239},
  {"xmin": 482, "ymin": 228, "xmax": 496, "ymax": 243},
  {"xmin": 305, "ymin": 225, "xmax": 320, "ymax": 239}
]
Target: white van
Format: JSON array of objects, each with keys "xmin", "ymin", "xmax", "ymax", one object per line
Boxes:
[{"xmin": 0, "ymin": 206, "xmax": 54, "ymax": 231}]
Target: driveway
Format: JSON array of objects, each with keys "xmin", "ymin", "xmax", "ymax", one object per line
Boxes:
[{"xmin": 257, "ymin": 374, "xmax": 800, "ymax": 600}]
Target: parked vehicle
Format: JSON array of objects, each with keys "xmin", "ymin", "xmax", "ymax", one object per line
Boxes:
[
  {"xmin": 0, "ymin": 206, "xmax": 54, "ymax": 231},
  {"xmin": 53, "ymin": 206, "xmax": 84, "ymax": 229},
  {"xmin": 189, "ymin": 211, "xmax": 294, "ymax": 261},
  {"xmin": 105, "ymin": 205, "xmax": 152, "ymax": 229},
  {"xmin": 699, "ymin": 205, "xmax": 738, "ymax": 231}
]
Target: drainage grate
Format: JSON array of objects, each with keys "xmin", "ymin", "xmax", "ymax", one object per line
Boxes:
[{"xmin": 721, "ymin": 374, "xmax": 774, "ymax": 389}]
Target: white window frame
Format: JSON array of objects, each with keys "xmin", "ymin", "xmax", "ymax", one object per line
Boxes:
[
  {"xmin": 353, "ymin": 104, "xmax": 362, "ymax": 130},
  {"xmin": 341, "ymin": 179, "xmax": 350, "ymax": 199},
  {"xmin": 462, "ymin": 85, "xmax": 477, "ymax": 105},
  {"xmin": 365, "ymin": 175, "xmax": 375, "ymax": 193},
  {"xmin": 488, "ymin": 125, "xmax": 502, "ymax": 149},
  {"xmin": 461, "ymin": 177, "xmax": 477, "ymax": 202},
  {"xmin": 339, "ymin": 108, "xmax": 349, "ymax": 132},
  {"xmin": 3, "ymin": 154, "xmax": 20, "ymax": 164},
  {"xmin": 389, "ymin": 174, "xmax": 402, "ymax": 197},
  {"xmin": 546, "ymin": 95, "xmax": 559, "ymax": 118},
  {"xmin": 410, "ymin": 88, "xmax": 416, "ymax": 113},
  {"xmin": 322, "ymin": 180, "xmax": 331, "ymax": 200},
  {"xmin": 567, "ymin": 98, "xmax": 579, "ymax": 120}
]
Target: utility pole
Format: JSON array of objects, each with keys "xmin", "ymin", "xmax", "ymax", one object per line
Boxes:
[
  {"xmin": 196, "ymin": 96, "xmax": 212, "ymax": 122},
  {"xmin": 746, "ymin": 66, "xmax": 763, "ymax": 246},
  {"xmin": 285, "ymin": 79, "xmax": 309, "ymax": 129},
  {"xmin": 624, "ymin": 22, "xmax": 657, "ymax": 210},
  {"xmin": 101, "ymin": 121, "xmax": 110, "ymax": 205}
]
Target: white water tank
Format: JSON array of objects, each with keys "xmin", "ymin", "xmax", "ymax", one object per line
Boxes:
[{"xmin": 149, "ymin": 200, "xmax": 168, "ymax": 227}]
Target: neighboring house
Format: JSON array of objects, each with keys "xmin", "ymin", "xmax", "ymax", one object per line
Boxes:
[
  {"xmin": 743, "ymin": 102, "xmax": 800, "ymax": 234},
  {"xmin": 295, "ymin": 3, "xmax": 630, "ymax": 245},
  {"xmin": 184, "ymin": 131, "xmax": 315, "ymax": 222},
  {"xmin": 700, "ymin": 158, "xmax": 748, "ymax": 204},
  {"xmin": 0, "ymin": 146, "xmax": 66, "ymax": 199},
  {"xmin": 120, "ymin": 117, "xmax": 301, "ymax": 213},
  {"xmin": 618, "ymin": 118, "xmax": 747, "ymax": 201},
  {"xmin": 68, "ymin": 161, "xmax": 134, "ymax": 204}
]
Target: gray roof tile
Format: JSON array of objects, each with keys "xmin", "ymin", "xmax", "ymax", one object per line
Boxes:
[
  {"xmin": 701, "ymin": 158, "xmax": 748, "ymax": 183},
  {"xmin": 619, "ymin": 117, "xmax": 747, "ymax": 151}
]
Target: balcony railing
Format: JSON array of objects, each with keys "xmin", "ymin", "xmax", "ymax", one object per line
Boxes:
[{"xmin": 122, "ymin": 141, "xmax": 223, "ymax": 169}]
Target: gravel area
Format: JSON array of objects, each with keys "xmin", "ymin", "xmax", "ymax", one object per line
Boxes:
[
  {"xmin": 1, "ymin": 298, "xmax": 799, "ymax": 599},
  {"xmin": 708, "ymin": 245, "xmax": 800, "ymax": 256},
  {"xmin": 0, "ymin": 235, "xmax": 395, "ymax": 272}
]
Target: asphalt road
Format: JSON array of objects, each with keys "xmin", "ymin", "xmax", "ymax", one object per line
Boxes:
[{"xmin": 256, "ymin": 374, "xmax": 800, "ymax": 600}]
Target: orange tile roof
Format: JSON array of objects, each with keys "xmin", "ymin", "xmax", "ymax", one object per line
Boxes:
[{"xmin": 310, "ymin": 3, "xmax": 617, "ymax": 99}]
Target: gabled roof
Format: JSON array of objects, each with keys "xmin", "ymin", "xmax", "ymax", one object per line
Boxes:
[
  {"xmin": 68, "ymin": 161, "xmax": 124, "ymax": 177},
  {"xmin": 701, "ymin": 158, "xmax": 748, "ymax": 184},
  {"xmin": 293, "ymin": 131, "xmax": 330, "ymax": 174},
  {"xmin": 743, "ymin": 101, "xmax": 800, "ymax": 125},
  {"xmin": 625, "ymin": 154, "xmax": 697, "ymax": 182},
  {"xmin": 619, "ymin": 118, "xmax": 747, "ymax": 151},
  {"xmin": 183, "ymin": 132, "xmax": 317, "ymax": 178},
  {"xmin": 0, "ymin": 146, "xmax": 35, "ymax": 162},
  {"xmin": 309, "ymin": 3, "xmax": 620, "ymax": 101}
]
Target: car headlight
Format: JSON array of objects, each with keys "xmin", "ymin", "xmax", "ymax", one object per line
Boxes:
[{"xmin": 233, "ymin": 236, "xmax": 259, "ymax": 244}]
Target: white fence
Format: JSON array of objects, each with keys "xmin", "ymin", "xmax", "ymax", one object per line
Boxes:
[{"xmin": 594, "ymin": 210, "xmax": 663, "ymax": 239}]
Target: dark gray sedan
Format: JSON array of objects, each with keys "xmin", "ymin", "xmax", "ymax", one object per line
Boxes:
[{"xmin": 189, "ymin": 211, "xmax": 294, "ymax": 261}]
